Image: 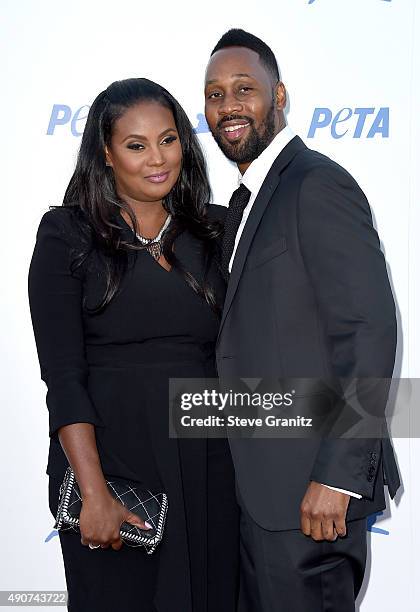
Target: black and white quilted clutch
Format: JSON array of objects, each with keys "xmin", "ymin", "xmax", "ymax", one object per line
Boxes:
[{"xmin": 54, "ymin": 466, "xmax": 168, "ymax": 554}]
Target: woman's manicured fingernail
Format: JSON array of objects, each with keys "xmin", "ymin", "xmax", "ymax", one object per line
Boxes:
[{"xmin": 145, "ymin": 521, "xmax": 152, "ymax": 529}]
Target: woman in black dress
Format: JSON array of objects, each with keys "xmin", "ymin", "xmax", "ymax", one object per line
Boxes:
[{"xmin": 28, "ymin": 78, "xmax": 239, "ymax": 612}]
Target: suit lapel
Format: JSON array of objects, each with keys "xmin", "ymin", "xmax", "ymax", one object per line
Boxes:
[{"xmin": 217, "ymin": 136, "xmax": 307, "ymax": 342}]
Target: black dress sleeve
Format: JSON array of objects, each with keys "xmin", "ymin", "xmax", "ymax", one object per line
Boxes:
[{"xmin": 28, "ymin": 209, "xmax": 105, "ymax": 440}]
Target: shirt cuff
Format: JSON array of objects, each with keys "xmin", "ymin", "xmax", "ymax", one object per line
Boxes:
[{"xmin": 321, "ymin": 484, "xmax": 362, "ymax": 499}]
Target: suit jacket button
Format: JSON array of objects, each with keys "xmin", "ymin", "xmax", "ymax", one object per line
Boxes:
[{"xmin": 367, "ymin": 475, "xmax": 374, "ymax": 482}]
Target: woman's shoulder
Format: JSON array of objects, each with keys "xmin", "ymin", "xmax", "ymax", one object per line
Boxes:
[
  {"xmin": 37, "ymin": 204, "xmax": 90, "ymax": 244},
  {"xmin": 206, "ymin": 203, "xmax": 227, "ymax": 223},
  {"xmin": 40, "ymin": 203, "xmax": 84, "ymax": 226}
]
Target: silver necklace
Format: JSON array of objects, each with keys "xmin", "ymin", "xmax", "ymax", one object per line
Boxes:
[{"xmin": 135, "ymin": 214, "xmax": 172, "ymax": 261}]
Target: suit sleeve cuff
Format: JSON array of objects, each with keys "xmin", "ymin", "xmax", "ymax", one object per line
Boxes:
[{"xmin": 320, "ymin": 483, "xmax": 362, "ymax": 499}]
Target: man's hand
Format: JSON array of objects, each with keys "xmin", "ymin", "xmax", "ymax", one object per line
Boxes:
[{"xmin": 300, "ymin": 481, "xmax": 350, "ymax": 541}]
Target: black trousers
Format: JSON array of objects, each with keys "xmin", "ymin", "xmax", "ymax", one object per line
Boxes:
[{"xmin": 238, "ymin": 503, "xmax": 367, "ymax": 612}]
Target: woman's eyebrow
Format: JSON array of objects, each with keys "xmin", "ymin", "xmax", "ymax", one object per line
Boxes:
[{"xmin": 122, "ymin": 128, "xmax": 177, "ymax": 143}]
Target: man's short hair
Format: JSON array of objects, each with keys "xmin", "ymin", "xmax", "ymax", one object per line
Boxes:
[{"xmin": 211, "ymin": 28, "xmax": 280, "ymax": 84}]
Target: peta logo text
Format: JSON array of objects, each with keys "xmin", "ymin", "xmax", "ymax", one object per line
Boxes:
[
  {"xmin": 46, "ymin": 104, "xmax": 208, "ymax": 136},
  {"xmin": 307, "ymin": 107, "xmax": 389, "ymax": 139}
]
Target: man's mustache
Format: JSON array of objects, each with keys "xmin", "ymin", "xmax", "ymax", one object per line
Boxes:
[{"xmin": 216, "ymin": 115, "xmax": 254, "ymax": 130}]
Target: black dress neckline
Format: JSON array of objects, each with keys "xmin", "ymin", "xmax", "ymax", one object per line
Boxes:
[{"xmin": 114, "ymin": 209, "xmax": 174, "ymax": 274}]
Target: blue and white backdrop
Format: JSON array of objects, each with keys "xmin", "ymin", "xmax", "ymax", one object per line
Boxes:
[{"xmin": 1, "ymin": 0, "xmax": 419, "ymax": 610}]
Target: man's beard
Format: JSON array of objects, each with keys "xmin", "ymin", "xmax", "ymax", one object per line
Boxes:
[{"xmin": 211, "ymin": 102, "xmax": 276, "ymax": 164}]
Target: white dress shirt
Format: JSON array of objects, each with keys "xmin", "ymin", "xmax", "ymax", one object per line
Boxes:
[{"xmin": 228, "ymin": 125, "xmax": 362, "ymax": 500}]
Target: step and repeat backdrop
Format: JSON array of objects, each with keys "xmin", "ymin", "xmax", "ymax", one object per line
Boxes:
[{"xmin": 1, "ymin": 0, "xmax": 419, "ymax": 610}]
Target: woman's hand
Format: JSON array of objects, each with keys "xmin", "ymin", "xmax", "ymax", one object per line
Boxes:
[
  {"xmin": 79, "ymin": 489, "xmax": 152, "ymax": 551},
  {"xmin": 54, "ymin": 423, "xmax": 152, "ymax": 551}
]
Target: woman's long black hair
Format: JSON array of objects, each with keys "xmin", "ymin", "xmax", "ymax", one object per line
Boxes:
[{"xmin": 58, "ymin": 78, "xmax": 222, "ymax": 314}]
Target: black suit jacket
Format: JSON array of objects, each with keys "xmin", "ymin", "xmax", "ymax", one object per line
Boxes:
[{"xmin": 216, "ymin": 136, "xmax": 401, "ymax": 531}]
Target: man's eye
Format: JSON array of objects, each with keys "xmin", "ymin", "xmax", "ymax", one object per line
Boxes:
[
  {"xmin": 239, "ymin": 87, "xmax": 252, "ymax": 94},
  {"xmin": 161, "ymin": 135, "xmax": 177, "ymax": 145},
  {"xmin": 127, "ymin": 143, "xmax": 144, "ymax": 150},
  {"xmin": 208, "ymin": 92, "xmax": 222, "ymax": 99}
]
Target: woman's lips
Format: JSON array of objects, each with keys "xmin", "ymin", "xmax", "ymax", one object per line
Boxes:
[
  {"xmin": 222, "ymin": 122, "xmax": 250, "ymax": 142},
  {"xmin": 145, "ymin": 171, "xmax": 170, "ymax": 183}
]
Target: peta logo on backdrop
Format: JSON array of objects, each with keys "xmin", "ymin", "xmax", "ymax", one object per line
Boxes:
[
  {"xmin": 47, "ymin": 104, "xmax": 390, "ymax": 140},
  {"xmin": 46, "ymin": 104, "xmax": 209, "ymax": 136},
  {"xmin": 46, "ymin": 104, "xmax": 90, "ymax": 136},
  {"xmin": 307, "ymin": 107, "xmax": 389, "ymax": 138}
]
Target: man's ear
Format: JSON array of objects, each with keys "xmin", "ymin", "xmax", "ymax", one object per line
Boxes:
[
  {"xmin": 105, "ymin": 146, "xmax": 113, "ymax": 168},
  {"xmin": 275, "ymin": 82, "xmax": 287, "ymax": 111}
]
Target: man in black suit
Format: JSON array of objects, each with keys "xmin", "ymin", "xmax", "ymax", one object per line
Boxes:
[{"xmin": 204, "ymin": 29, "xmax": 400, "ymax": 611}]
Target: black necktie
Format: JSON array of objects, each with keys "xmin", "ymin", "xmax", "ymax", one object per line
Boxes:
[{"xmin": 221, "ymin": 183, "xmax": 251, "ymax": 278}]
